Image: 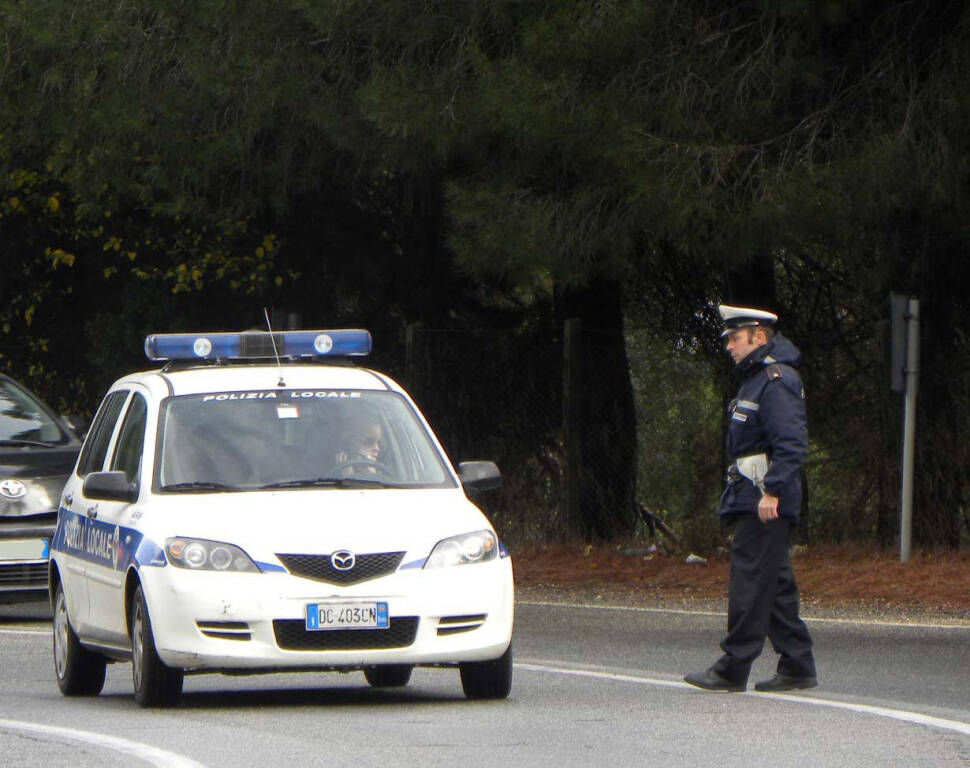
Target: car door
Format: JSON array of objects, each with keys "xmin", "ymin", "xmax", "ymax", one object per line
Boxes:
[
  {"xmin": 84, "ymin": 388, "xmax": 149, "ymax": 646},
  {"xmin": 55, "ymin": 389, "xmax": 129, "ymax": 636}
]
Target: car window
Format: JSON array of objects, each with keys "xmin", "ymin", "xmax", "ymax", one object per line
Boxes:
[
  {"xmin": 0, "ymin": 377, "xmax": 68, "ymax": 444},
  {"xmin": 155, "ymin": 390, "xmax": 454, "ymax": 491},
  {"xmin": 77, "ymin": 390, "xmax": 129, "ymax": 475},
  {"xmin": 111, "ymin": 394, "xmax": 148, "ymax": 482}
]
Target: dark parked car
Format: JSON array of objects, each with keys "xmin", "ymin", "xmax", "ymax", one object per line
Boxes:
[{"xmin": 0, "ymin": 374, "xmax": 82, "ymax": 603}]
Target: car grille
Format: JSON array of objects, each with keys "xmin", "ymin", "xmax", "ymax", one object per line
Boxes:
[
  {"xmin": 0, "ymin": 562, "xmax": 47, "ymax": 588},
  {"xmin": 273, "ymin": 617, "xmax": 419, "ymax": 651},
  {"xmin": 275, "ymin": 552, "xmax": 405, "ymax": 586},
  {"xmin": 0, "ymin": 510, "xmax": 57, "ymax": 523}
]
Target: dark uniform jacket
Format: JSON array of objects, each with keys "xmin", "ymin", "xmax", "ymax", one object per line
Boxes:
[{"xmin": 718, "ymin": 333, "xmax": 807, "ymax": 521}]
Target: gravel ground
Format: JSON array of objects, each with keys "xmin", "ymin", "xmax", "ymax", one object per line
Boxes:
[
  {"xmin": 515, "ymin": 584, "xmax": 970, "ymax": 626},
  {"xmin": 512, "ymin": 544, "xmax": 970, "ymax": 626}
]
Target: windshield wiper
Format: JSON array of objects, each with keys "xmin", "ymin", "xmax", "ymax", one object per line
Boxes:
[
  {"xmin": 0, "ymin": 438, "xmax": 57, "ymax": 449},
  {"xmin": 259, "ymin": 477, "xmax": 390, "ymax": 490},
  {"xmin": 161, "ymin": 481, "xmax": 239, "ymax": 493},
  {"xmin": 259, "ymin": 478, "xmax": 342, "ymax": 489}
]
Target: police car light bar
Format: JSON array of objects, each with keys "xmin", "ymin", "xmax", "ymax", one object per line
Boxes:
[{"xmin": 144, "ymin": 330, "xmax": 372, "ymax": 362}]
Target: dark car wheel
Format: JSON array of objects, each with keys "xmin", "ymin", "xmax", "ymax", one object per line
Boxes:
[
  {"xmin": 459, "ymin": 645, "xmax": 513, "ymax": 700},
  {"xmin": 363, "ymin": 664, "xmax": 413, "ymax": 688},
  {"xmin": 131, "ymin": 585, "xmax": 184, "ymax": 707},
  {"xmin": 52, "ymin": 581, "xmax": 107, "ymax": 696}
]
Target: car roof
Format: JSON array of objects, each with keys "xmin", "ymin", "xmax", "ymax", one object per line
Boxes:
[{"xmin": 112, "ymin": 363, "xmax": 402, "ymax": 399}]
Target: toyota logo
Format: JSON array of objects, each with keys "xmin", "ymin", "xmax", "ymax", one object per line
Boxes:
[
  {"xmin": 0, "ymin": 479, "xmax": 27, "ymax": 500},
  {"xmin": 331, "ymin": 550, "xmax": 356, "ymax": 571}
]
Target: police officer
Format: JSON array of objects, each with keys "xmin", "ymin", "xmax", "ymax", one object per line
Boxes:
[{"xmin": 684, "ymin": 304, "xmax": 817, "ymax": 692}]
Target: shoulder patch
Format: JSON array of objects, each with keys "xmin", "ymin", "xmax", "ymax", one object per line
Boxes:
[{"xmin": 765, "ymin": 363, "xmax": 784, "ymax": 381}]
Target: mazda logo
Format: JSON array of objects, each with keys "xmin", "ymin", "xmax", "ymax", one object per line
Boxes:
[
  {"xmin": 331, "ymin": 550, "xmax": 356, "ymax": 571},
  {"xmin": 0, "ymin": 479, "xmax": 27, "ymax": 500}
]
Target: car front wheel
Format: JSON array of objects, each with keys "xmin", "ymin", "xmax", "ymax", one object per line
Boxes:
[
  {"xmin": 52, "ymin": 581, "xmax": 107, "ymax": 696},
  {"xmin": 459, "ymin": 645, "xmax": 513, "ymax": 700},
  {"xmin": 131, "ymin": 584, "xmax": 184, "ymax": 707}
]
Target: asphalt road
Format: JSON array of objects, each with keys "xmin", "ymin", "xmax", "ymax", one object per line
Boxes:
[{"xmin": 1, "ymin": 599, "xmax": 968, "ymax": 767}]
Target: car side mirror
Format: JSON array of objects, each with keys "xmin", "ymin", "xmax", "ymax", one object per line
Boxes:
[
  {"xmin": 458, "ymin": 461, "xmax": 502, "ymax": 493},
  {"xmin": 83, "ymin": 471, "xmax": 138, "ymax": 503},
  {"xmin": 61, "ymin": 415, "xmax": 88, "ymax": 440}
]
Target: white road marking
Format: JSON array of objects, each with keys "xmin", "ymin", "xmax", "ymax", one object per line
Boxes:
[
  {"xmin": 518, "ymin": 599, "xmax": 970, "ymax": 630},
  {"xmin": 0, "ymin": 627, "xmax": 50, "ymax": 637},
  {"xmin": 0, "ymin": 719, "xmax": 205, "ymax": 768},
  {"xmin": 517, "ymin": 662, "xmax": 970, "ymax": 737}
]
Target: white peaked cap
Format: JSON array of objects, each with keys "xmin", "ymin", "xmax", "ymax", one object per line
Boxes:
[{"xmin": 718, "ymin": 304, "xmax": 778, "ymax": 337}]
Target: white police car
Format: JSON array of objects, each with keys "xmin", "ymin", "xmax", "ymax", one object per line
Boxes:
[{"xmin": 49, "ymin": 330, "xmax": 513, "ymax": 706}]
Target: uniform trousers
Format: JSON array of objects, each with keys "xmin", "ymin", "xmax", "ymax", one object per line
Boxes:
[{"xmin": 712, "ymin": 514, "xmax": 816, "ymax": 684}]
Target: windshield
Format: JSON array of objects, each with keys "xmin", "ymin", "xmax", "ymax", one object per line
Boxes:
[
  {"xmin": 155, "ymin": 389, "xmax": 454, "ymax": 492},
  {"xmin": 0, "ymin": 377, "xmax": 69, "ymax": 445}
]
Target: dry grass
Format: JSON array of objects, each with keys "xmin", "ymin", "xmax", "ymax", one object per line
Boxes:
[{"xmin": 513, "ymin": 544, "xmax": 970, "ymax": 618}]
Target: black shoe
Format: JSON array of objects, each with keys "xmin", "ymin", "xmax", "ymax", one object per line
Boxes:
[
  {"xmin": 683, "ymin": 668, "xmax": 745, "ymax": 692},
  {"xmin": 754, "ymin": 673, "xmax": 818, "ymax": 692}
]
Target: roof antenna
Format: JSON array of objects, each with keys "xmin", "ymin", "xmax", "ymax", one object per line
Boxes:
[{"xmin": 264, "ymin": 307, "xmax": 286, "ymax": 387}]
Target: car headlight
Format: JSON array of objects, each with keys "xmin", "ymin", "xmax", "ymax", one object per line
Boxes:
[
  {"xmin": 165, "ymin": 538, "xmax": 260, "ymax": 572},
  {"xmin": 424, "ymin": 530, "xmax": 498, "ymax": 569}
]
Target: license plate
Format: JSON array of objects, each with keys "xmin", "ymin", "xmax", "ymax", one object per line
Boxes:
[
  {"xmin": 305, "ymin": 601, "xmax": 389, "ymax": 631},
  {"xmin": 0, "ymin": 538, "xmax": 49, "ymax": 561}
]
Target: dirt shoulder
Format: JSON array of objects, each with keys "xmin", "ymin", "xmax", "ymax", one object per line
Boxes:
[{"xmin": 512, "ymin": 544, "xmax": 970, "ymax": 625}]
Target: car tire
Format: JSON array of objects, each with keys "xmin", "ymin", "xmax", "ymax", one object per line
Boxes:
[
  {"xmin": 52, "ymin": 582, "xmax": 107, "ymax": 696},
  {"xmin": 363, "ymin": 664, "xmax": 413, "ymax": 688},
  {"xmin": 131, "ymin": 585, "xmax": 184, "ymax": 707},
  {"xmin": 459, "ymin": 644, "xmax": 513, "ymax": 700}
]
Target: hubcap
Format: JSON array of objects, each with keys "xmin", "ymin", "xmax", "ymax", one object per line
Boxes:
[
  {"xmin": 132, "ymin": 601, "xmax": 144, "ymax": 690},
  {"xmin": 53, "ymin": 590, "xmax": 68, "ymax": 679}
]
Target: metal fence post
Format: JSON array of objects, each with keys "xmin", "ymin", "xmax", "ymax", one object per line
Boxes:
[
  {"xmin": 899, "ymin": 298, "xmax": 920, "ymax": 562},
  {"xmin": 405, "ymin": 321, "xmax": 424, "ymax": 388}
]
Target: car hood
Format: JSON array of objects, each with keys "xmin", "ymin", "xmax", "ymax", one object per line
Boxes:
[
  {"xmin": 0, "ymin": 443, "xmax": 80, "ymax": 479},
  {"xmin": 1, "ymin": 447, "xmax": 79, "ymax": 518},
  {"xmin": 132, "ymin": 488, "xmax": 494, "ymax": 564},
  {"xmin": 1, "ymin": 474, "xmax": 68, "ymax": 518}
]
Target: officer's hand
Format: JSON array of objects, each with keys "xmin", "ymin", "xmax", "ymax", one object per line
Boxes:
[{"xmin": 758, "ymin": 493, "xmax": 779, "ymax": 523}]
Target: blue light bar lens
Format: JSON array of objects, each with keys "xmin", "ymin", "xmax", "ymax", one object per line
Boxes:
[{"xmin": 144, "ymin": 330, "xmax": 372, "ymax": 361}]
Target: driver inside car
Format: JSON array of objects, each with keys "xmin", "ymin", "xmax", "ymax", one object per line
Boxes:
[{"xmin": 335, "ymin": 420, "xmax": 384, "ymax": 474}]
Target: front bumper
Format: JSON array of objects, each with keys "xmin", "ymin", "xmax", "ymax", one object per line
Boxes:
[
  {"xmin": 139, "ymin": 555, "xmax": 514, "ymax": 671},
  {"xmin": 0, "ymin": 515, "xmax": 56, "ymax": 602}
]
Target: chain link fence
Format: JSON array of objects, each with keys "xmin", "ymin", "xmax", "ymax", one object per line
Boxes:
[{"xmin": 400, "ymin": 326, "xmax": 565, "ymax": 547}]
